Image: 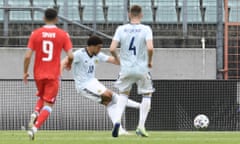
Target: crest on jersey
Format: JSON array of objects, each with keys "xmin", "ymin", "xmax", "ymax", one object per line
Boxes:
[{"xmin": 95, "ymin": 60, "xmax": 98, "ymax": 64}]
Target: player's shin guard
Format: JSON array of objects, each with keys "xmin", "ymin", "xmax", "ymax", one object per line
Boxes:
[{"xmin": 34, "ymin": 105, "xmax": 52, "ymax": 129}]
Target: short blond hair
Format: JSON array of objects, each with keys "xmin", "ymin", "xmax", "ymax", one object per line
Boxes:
[{"xmin": 129, "ymin": 5, "xmax": 142, "ymax": 17}]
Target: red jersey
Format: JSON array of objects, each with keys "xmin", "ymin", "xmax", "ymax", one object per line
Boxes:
[{"xmin": 27, "ymin": 25, "xmax": 72, "ymax": 79}]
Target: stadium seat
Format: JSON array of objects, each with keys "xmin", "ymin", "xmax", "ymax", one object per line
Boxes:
[
  {"xmin": 59, "ymin": 6, "xmax": 80, "ymax": 21},
  {"xmin": 106, "ymin": 5, "xmax": 125, "ymax": 23},
  {"xmin": 105, "ymin": 0, "xmax": 125, "ymax": 23},
  {"xmin": 56, "ymin": 0, "xmax": 79, "ymax": 6},
  {"xmin": 229, "ymin": 8, "xmax": 240, "ymax": 22},
  {"xmin": 203, "ymin": 0, "xmax": 217, "ymax": 23},
  {"xmin": 228, "ymin": 0, "xmax": 240, "ymax": 7},
  {"xmin": 33, "ymin": 0, "xmax": 55, "ymax": 7},
  {"xmin": 155, "ymin": 0, "xmax": 177, "ymax": 23},
  {"xmin": 82, "ymin": 6, "xmax": 104, "ymax": 23},
  {"xmin": 8, "ymin": 0, "xmax": 30, "ymax": 6},
  {"xmin": 105, "ymin": 0, "xmax": 123, "ymax": 6},
  {"xmin": 178, "ymin": 0, "xmax": 200, "ymax": 7},
  {"xmin": 33, "ymin": 11, "xmax": 44, "ymax": 21},
  {"xmin": 155, "ymin": 0, "xmax": 176, "ymax": 7},
  {"xmin": 156, "ymin": 6, "xmax": 177, "ymax": 23},
  {"xmin": 55, "ymin": 0, "xmax": 80, "ymax": 21},
  {"xmin": 80, "ymin": 0, "xmax": 104, "ymax": 22},
  {"xmin": 130, "ymin": 0, "xmax": 153, "ymax": 22},
  {"xmin": 186, "ymin": 6, "xmax": 202, "ymax": 23},
  {"xmin": 178, "ymin": 0, "xmax": 201, "ymax": 23},
  {"xmin": 9, "ymin": 11, "xmax": 32, "ymax": 21},
  {"xmin": 186, "ymin": 1, "xmax": 201, "ymax": 23},
  {"xmin": 81, "ymin": 0, "xmax": 103, "ymax": 6},
  {"xmin": 228, "ymin": 0, "xmax": 240, "ymax": 22},
  {"xmin": 0, "ymin": 9, "xmax": 3, "ymax": 21}
]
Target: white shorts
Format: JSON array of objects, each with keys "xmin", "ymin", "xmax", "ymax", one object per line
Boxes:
[
  {"xmin": 115, "ymin": 72, "xmax": 155, "ymax": 95},
  {"xmin": 78, "ymin": 78, "xmax": 107, "ymax": 103}
]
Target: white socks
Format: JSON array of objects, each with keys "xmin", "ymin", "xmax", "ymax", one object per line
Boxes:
[
  {"xmin": 126, "ymin": 99, "xmax": 140, "ymax": 109},
  {"xmin": 138, "ymin": 96, "xmax": 151, "ymax": 129},
  {"xmin": 107, "ymin": 101, "xmax": 118, "ymax": 125},
  {"xmin": 114, "ymin": 93, "xmax": 140, "ymax": 109},
  {"xmin": 114, "ymin": 94, "xmax": 128, "ymax": 124}
]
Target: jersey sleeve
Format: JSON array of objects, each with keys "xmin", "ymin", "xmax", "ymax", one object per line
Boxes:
[
  {"xmin": 113, "ymin": 26, "xmax": 121, "ymax": 42},
  {"xmin": 97, "ymin": 52, "xmax": 109, "ymax": 62},
  {"xmin": 73, "ymin": 50, "xmax": 81, "ymax": 63},
  {"xmin": 145, "ymin": 26, "xmax": 153, "ymax": 41},
  {"xmin": 63, "ymin": 32, "xmax": 72, "ymax": 52},
  {"xmin": 27, "ymin": 32, "xmax": 35, "ymax": 50}
]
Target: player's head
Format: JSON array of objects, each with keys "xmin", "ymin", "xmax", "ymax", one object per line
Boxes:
[
  {"xmin": 87, "ymin": 36, "xmax": 103, "ymax": 55},
  {"xmin": 44, "ymin": 8, "xmax": 58, "ymax": 24},
  {"xmin": 128, "ymin": 5, "xmax": 143, "ymax": 21}
]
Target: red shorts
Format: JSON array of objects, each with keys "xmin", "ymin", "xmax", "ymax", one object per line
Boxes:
[{"xmin": 35, "ymin": 79, "xmax": 59, "ymax": 104}]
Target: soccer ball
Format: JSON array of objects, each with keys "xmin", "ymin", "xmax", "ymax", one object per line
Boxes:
[{"xmin": 193, "ymin": 114, "xmax": 209, "ymax": 129}]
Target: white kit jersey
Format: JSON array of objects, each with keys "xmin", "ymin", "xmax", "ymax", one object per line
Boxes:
[
  {"xmin": 72, "ymin": 48, "xmax": 109, "ymax": 91},
  {"xmin": 113, "ymin": 23, "xmax": 153, "ymax": 74}
]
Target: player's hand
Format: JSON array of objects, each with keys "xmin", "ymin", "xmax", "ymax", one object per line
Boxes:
[
  {"xmin": 148, "ymin": 62, "xmax": 152, "ymax": 68},
  {"xmin": 65, "ymin": 64, "xmax": 72, "ymax": 71},
  {"xmin": 23, "ymin": 73, "xmax": 29, "ymax": 84}
]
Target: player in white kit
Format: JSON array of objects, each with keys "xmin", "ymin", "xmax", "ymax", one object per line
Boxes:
[
  {"xmin": 109, "ymin": 5, "xmax": 154, "ymax": 137},
  {"xmin": 61, "ymin": 36, "xmax": 140, "ymax": 135}
]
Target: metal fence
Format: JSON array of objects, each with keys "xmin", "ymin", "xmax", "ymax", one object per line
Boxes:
[{"xmin": 1, "ymin": 79, "xmax": 240, "ymax": 131}]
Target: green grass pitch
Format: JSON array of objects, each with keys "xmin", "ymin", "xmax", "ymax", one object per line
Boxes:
[{"xmin": 1, "ymin": 131, "xmax": 240, "ymax": 144}]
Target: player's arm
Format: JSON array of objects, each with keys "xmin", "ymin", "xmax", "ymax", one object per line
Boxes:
[
  {"xmin": 146, "ymin": 39, "xmax": 154, "ymax": 68},
  {"xmin": 106, "ymin": 56, "xmax": 120, "ymax": 65},
  {"xmin": 63, "ymin": 32, "xmax": 74, "ymax": 70},
  {"xmin": 66, "ymin": 50, "xmax": 73, "ymax": 68},
  {"xmin": 23, "ymin": 49, "xmax": 33, "ymax": 84},
  {"xmin": 61, "ymin": 56, "xmax": 71, "ymax": 73},
  {"xmin": 109, "ymin": 40, "xmax": 120, "ymax": 65}
]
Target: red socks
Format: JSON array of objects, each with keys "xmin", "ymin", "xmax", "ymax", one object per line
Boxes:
[
  {"xmin": 34, "ymin": 106, "xmax": 52, "ymax": 129},
  {"xmin": 34, "ymin": 98, "xmax": 44, "ymax": 113}
]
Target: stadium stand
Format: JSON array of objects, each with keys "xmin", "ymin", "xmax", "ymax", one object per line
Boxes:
[
  {"xmin": 57, "ymin": 0, "xmax": 79, "ymax": 18},
  {"xmin": 155, "ymin": 0, "xmax": 178, "ymax": 23},
  {"xmin": 8, "ymin": 0, "xmax": 32, "ymax": 21},
  {"xmin": 0, "ymin": 9, "xmax": 3, "ymax": 21},
  {"xmin": 130, "ymin": 0, "xmax": 153, "ymax": 23},
  {"xmin": 105, "ymin": 0, "xmax": 125, "ymax": 23},
  {"xmin": 229, "ymin": 7, "xmax": 240, "ymax": 22},
  {"xmin": 0, "ymin": 0, "xmax": 237, "ymax": 49},
  {"xmin": 8, "ymin": 0, "xmax": 30, "ymax": 6},
  {"xmin": 203, "ymin": 0, "xmax": 218, "ymax": 23},
  {"xmin": 228, "ymin": 0, "xmax": 240, "ymax": 22},
  {"xmin": 185, "ymin": 0, "xmax": 202, "ymax": 23},
  {"xmin": 81, "ymin": 0, "xmax": 105, "ymax": 23},
  {"xmin": 9, "ymin": 11, "xmax": 32, "ymax": 21},
  {"xmin": 32, "ymin": 0, "xmax": 55, "ymax": 7}
]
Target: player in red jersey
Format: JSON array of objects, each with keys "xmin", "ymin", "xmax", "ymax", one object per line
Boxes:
[{"xmin": 23, "ymin": 8, "xmax": 73, "ymax": 140}]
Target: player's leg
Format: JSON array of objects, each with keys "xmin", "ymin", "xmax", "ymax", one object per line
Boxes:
[
  {"xmin": 136, "ymin": 94, "xmax": 151, "ymax": 137},
  {"xmin": 28, "ymin": 97, "xmax": 44, "ymax": 129},
  {"xmin": 135, "ymin": 73, "xmax": 155, "ymax": 137},
  {"xmin": 79, "ymin": 79, "xmax": 126, "ymax": 135},
  {"xmin": 28, "ymin": 79, "xmax": 59, "ymax": 140},
  {"xmin": 126, "ymin": 98, "xmax": 140, "ymax": 109},
  {"xmin": 112, "ymin": 74, "xmax": 134, "ymax": 137},
  {"xmin": 79, "ymin": 78, "xmax": 119, "ymax": 125}
]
